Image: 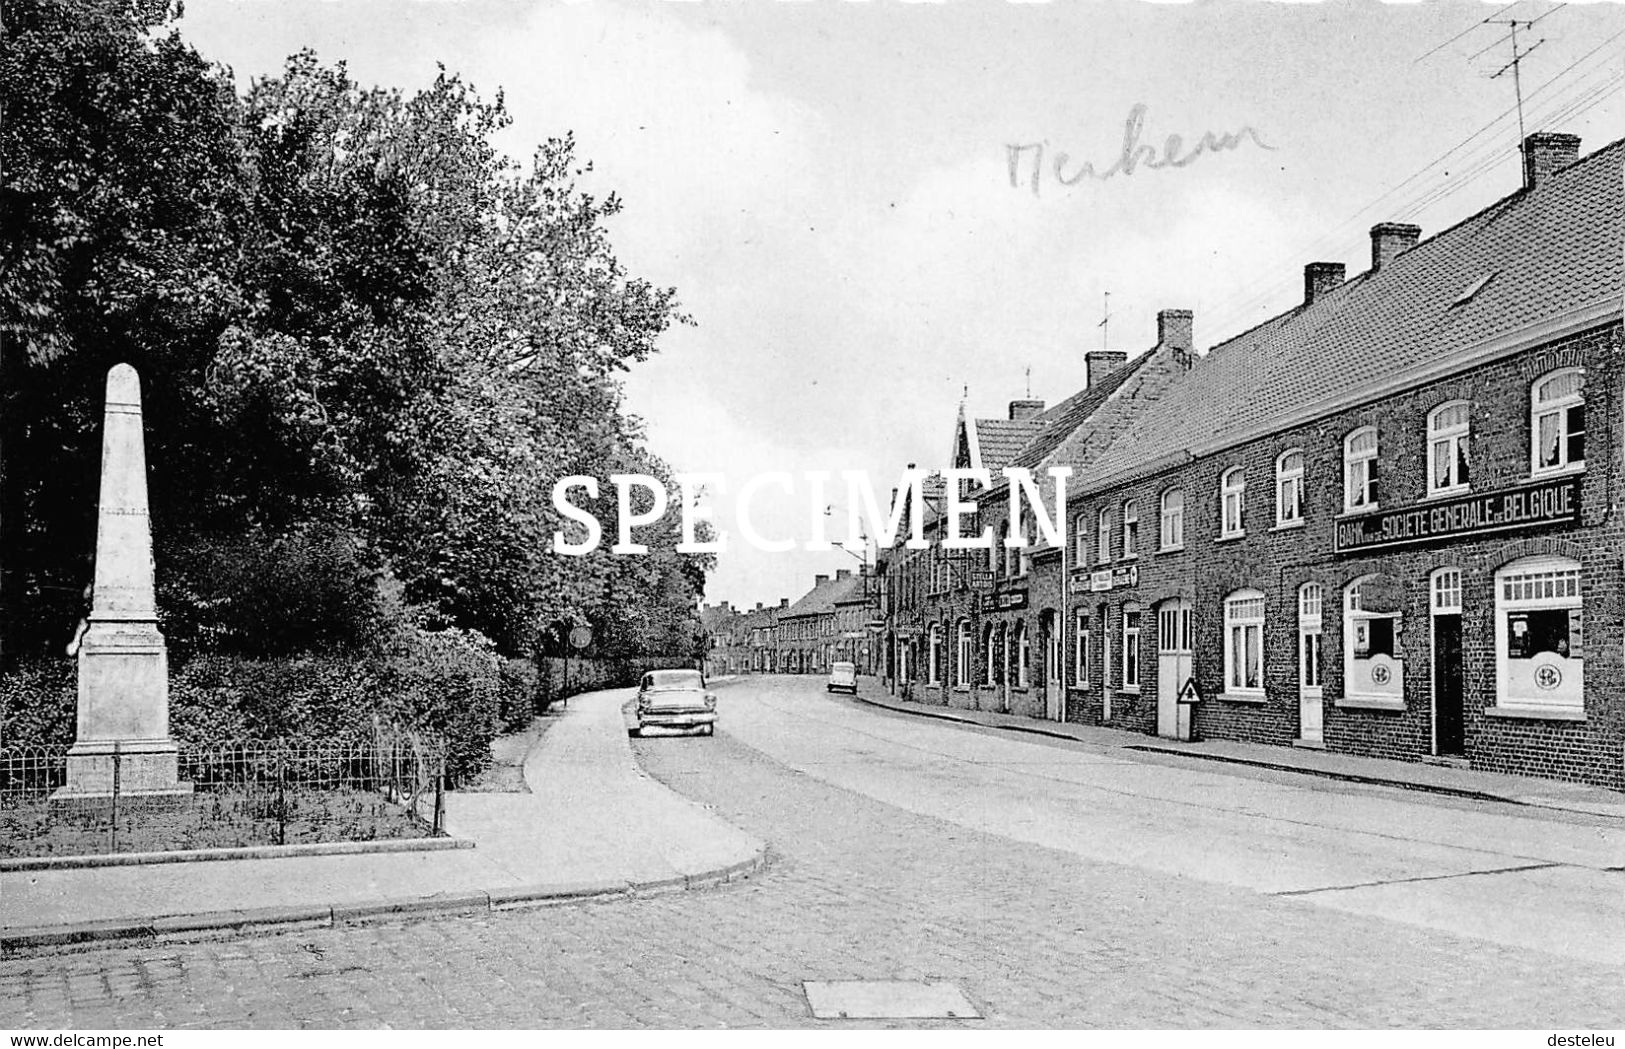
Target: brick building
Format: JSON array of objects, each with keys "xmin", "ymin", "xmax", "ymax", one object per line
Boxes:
[{"xmin": 885, "ymin": 130, "xmax": 1625, "ymax": 788}]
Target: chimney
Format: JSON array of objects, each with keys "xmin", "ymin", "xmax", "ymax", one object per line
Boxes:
[
  {"xmin": 836, "ymin": 568, "xmax": 851, "ymax": 579},
  {"xmin": 815, "ymin": 574, "xmax": 829, "ymax": 587},
  {"xmin": 1007, "ymin": 399, "xmax": 1045, "ymax": 421},
  {"xmin": 1523, "ymin": 132, "xmax": 1580, "ymax": 190},
  {"xmin": 1369, "ymin": 223, "xmax": 1420, "ymax": 273},
  {"xmin": 1304, "ymin": 262, "xmax": 1345, "ymax": 306},
  {"xmin": 780, "ymin": 598, "xmax": 789, "ymax": 608},
  {"xmin": 1086, "ymin": 351, "xmax": 1128, "ymax": 388},
  {"xmin": 755, "ymin": 602, "xmax": 763, "ymax": 611}
]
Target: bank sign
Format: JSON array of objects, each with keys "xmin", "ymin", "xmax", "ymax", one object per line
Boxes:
[{"xmin": 1334, "ymin": 476, "xmax": 1580, "ymax": 556}]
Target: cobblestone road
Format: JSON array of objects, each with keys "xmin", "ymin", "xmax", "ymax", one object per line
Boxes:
[{"xmin": 4, "ymin": 680, "xmax": 1623, "ymax": 1028}]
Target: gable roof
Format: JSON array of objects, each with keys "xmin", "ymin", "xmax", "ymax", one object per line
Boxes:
[
  {"xmin": 1076, "ymin": 136, "xmax": 1625, "ymax": 493},
  {"xmin": 782, "ymin": 572, "xmax": 865, "ymax": 619},
  {"xmin": 1008, "ymin": 350, "xmax": 1153, "ymax": 471},
  {"xmin": 974, "ymin": 417, "xmax": 1046, "ymax": 473}
]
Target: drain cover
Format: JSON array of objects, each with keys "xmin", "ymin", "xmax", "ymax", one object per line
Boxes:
[{"xmin": 803, "ymin": 980, "xmax": 980, "ymax": 1020}]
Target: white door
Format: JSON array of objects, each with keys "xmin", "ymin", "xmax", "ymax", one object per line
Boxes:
[
  {"xmin": 1044, "ymin": 612, "xmax": 1063, "ymax": 720},
  {"xmin": 1157, "ymin": 600, "xmax": 1193, "ymax": 737}
]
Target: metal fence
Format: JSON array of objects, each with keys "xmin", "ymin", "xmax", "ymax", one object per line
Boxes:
[{"xmin": 0, "ymin": 733, "xmax": 445, "ymax": 860}]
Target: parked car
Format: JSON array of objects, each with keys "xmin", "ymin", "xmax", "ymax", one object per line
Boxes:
[
  {"xmin": 827, "ymin": 661, "xmax": 858, "ymax": 694},
  {"xmin": 633, "ymin": 669, "xmax": 717, "ymax": 736}
]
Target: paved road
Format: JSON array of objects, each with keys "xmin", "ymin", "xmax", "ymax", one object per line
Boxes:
[{"xmin": 4, "ymin": 675, "xmax": 1623, "ymax": 1028}]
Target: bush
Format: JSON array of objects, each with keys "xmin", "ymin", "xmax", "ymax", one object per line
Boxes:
[
  {"xmin": 0, "ymin": 660, "xmax": 76, "ymax": 750},
  {"xmin": 498, "ymin": 657, "xmax": 538, "ymax": 733}
]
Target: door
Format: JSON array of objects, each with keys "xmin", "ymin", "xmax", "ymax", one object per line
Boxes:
[
  {"xmin": 1157, "ymin": 600, "xmax": 1193, "ymax": 738},
  {"xmin": 1043, "ymin": 611, "xmax": 1063, "ymax": 721},
  {"xmin": 1434, "ymin": 615, "xmax": 1465, "ymax": 755}
]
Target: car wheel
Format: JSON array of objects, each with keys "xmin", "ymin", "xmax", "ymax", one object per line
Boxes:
[
  {"xmin": 629, "ymin": 725, "xmax": 642, "ymax": 738},
  {"xmin": 705, "ymin": 724, "xmax": 715, "ymax": 737}
]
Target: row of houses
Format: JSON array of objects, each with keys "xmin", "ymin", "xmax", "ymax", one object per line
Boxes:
[
  {"xmin": 699, "ymin": 567, "xmax": 879, "ymax": 679},
  {"xmin": 872, "ymin": 130, "xmax": 1625, "ymax": 789}
]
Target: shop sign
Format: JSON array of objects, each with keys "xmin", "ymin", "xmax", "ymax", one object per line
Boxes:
[
  {"xmin": 1333, "ymin": 476, "xmax": 1580, "ymax": 556},
  {"xmin": 1072, "ymin": 566, "xmax": 1139, "ymax": 593},
  {"xmin": 996, "ymin": 589, "xmax": 1029, "ymax": 611}
]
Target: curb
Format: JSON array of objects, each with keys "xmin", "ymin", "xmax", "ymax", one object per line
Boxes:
[
  {"xmin": 0, "ymin": 848, "xmax": 769, "ymax": 958},
  {"xmin": 0, "ymin": 836, "xmax": 475, "ymax": 873},
  {"xmin": 851, "ymin": 690, "xmax": 1620, "ymax": 813}
]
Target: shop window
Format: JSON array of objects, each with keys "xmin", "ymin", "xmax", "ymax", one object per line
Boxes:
[
  {"xmin": 1344, "ymin": 427, "xmax": 1379, "ymax": 512},
  {"xmin": 1224, "ymin": 589, "xmax": 1265, "ymax": 695},
  {"xmin": 1074, "ymin": 513, "xmax": 1089, "ymax": 565},
  {"xmin": 1015, "ymin": 620, "xmax": 1030, "ymax": 688},
  {"xmin": 1428, "ymin": 402, "xmax": 1472, "ymax": 495},
  {"xmin": 1122, "ymin": 500, "xmax": 1139, "ymax": 559},
  {"xmin": 1298, "ymin": 582, "xmax": 1322, "ymax": 692},
  {"xmin": 1160, "ymin": 488, "xmax": 1184, "ymax": 550},
  {"xmin": 1344, "ymin": 575, "xmax": 1404, "ymax": 704},
  {"xmin": 1495, "ymin": 555, "xmax": 1583, "ymax": 713},
  {"xmin": 1097, "ymin": 506, "xmax": 1112, "ymax": 563},
  {"xmin": 1221, "ymin": 468, "xmax": 1246, "ymax": 538},
  {"xmin": 928, "ymin": 624, "xmax": 942, "ymax": 685},
  {"xmin": 1276, "ymin": 450, "xmax": 1304, "ymax": 526},
  {"xmin": 1122, "ymin": 605, "xmax": 1141, "ymax": 691},
  {"xmin": 1074, "ymin": 610, "xmax": 1091, "ymax": 686},
  {"xmin": 956, "ymin": 619, "xmax": 972, "ymax": 687},
  {"xmin": 1531, "ymin": 369, "xmax": 1585, "ymax": 475}
]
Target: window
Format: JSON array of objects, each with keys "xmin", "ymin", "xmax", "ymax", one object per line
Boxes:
[
  {"xmin": 928, "ymin": 624, "xmax": 942, "ymax": 685},
  {"xmin": 1344, "ymin": 427, "xmax": 1379, "ymax": 511},
  {"xmin": 1101, "ymin": 610, "xmax": 1113, "ymax": 691},
  {"xmin": 1074, "ymin": 610, "xmax": 1091, "ymax": 687},
  {"xmin": 955, "ymin": 619, "xmax": 972, "ymax": 687},
  {"xmin": 1019, "ymin": 514, "xmax": 1036, "ymax": 576},
  {"xmin": 1074, "ymin": 513, "xmax": 1089, "ymax": 565},
  {"xmin": 1160, "ymin": 489, "xmax": 1184, "ymax": 550},
  {"xmin": 1220, "ymin": 468, "xmax": 1246, "ymax": 538},
  {"xmin": 1122, "ymin": 605, "xmax": 1141, "ymax": 691},
  {"xmin": 1532, "ymin": 369, "xmax": 1585, "ymax": 474},
  {"xmin": 1298, "ymin": 583, "xmax": 1323, "ymax": 693},
  {"xmin": 1495, "ymin": 555, "xmax": 1583, "ymax": 713},
  {"xmin": 1097, "ymin": 507, "xmax": 1112, "ymax": 563},
  {"xmin": 1224, "ymin": 589, "xmax": 1265, "ymax": 695},
  {"xmin": 1432, "ymin": 567, "xmax": 1462, "ymax": 614},
  {"xmin": 1276, "ymin": 450, "xmax": 1304, "ymax": 526},
  {"xmin": 1344, "ymin": 575, "xmax": 1404, "ymax": 703},
  {"xmin": 997, "ymin": 521, "xmax": 1011, "ymax": 578},
  {"xmin": 1428, "ymin": 402, "xmax": 1472, "ymax": 495},
  {"xmin": 1121, "ymin": 500, "xmax": 1139, "ymax": 559},
  {"xmin": 1015, "ymin": 620, "xmax": 1030, "ymax": 688},
  {"xmin": 983, "ymin": 624, "xmax": 997, "ymax": 686}
]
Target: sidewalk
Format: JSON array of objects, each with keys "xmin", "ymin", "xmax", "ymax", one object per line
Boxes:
[
  {"xmin": 854, "ymin": 689, "xmax": 1625, "ymax": 819},
  {"xmin": 0, "ymin": 689, "xmax": 766, "ymax": 954}
]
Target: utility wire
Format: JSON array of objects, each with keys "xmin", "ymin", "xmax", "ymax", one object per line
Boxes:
[{"xmin": 1414, "ymin": 0, "xmax": 1523, "ymax": 64}]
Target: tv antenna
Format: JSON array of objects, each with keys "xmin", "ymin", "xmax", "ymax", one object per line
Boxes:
[
  {"xmin": 1097, "ymin": 291, "xmax": 1112, "ymax": 349},
  {"xmin": 1486, "ymin": 17, "xmax": 1549, "ymax": 143}
]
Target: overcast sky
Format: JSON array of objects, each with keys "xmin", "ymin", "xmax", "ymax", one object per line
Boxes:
[{"xmin": 180, "ymin": 0, "xmax": 1625, "ymax": 612}]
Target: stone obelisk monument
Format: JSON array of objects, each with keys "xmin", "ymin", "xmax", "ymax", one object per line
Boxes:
[{"xmin": 55, "ymin": 364, "xmax": 191, "ymax": 800}]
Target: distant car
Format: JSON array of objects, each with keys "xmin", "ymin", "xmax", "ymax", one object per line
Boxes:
[
  {"xmin": 827, "ymin": 661, "xmax": 858, "ymax": 694},
  {"xmin": 633, "ymin": 669, "xmax": 717, "ymax": 737}
]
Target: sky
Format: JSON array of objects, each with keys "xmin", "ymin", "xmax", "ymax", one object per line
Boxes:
[{"xmin": 177, "ymin": 0, "xmax": 1625, "ymax": 612}]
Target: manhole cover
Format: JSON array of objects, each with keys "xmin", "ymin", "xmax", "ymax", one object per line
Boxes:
[{"xmin": 803, "ymin": 980, "xmax": 980, "ymax": 1020}]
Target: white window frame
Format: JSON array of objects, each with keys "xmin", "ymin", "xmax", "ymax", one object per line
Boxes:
[
  {"xmin": 928, "ymin": 624, "xmax": 942, "ymax": 685},
  {"xmin": 1494, "ymin": 555, "xmax": 1584, "ymax": 715},
  {"xmin": 983, "ymin": 624, "xmax": 997, "ymax": 687},
  {"xmin": 1121, "ymin": 500, "xmax": 1139, "ymax": 559},
  {"xmin": 1096, "ymin": 506, "xmax": 1111, "ymax": 564},
  {"xmin": 1427, "ymin": 402, "xmax": 1472, "ymax": 497},
  {"xmin": 1223, "ymin": 588, "xmax": 1265, "ymax": 696},
  {"xmin": 1073, "ymin": 512, "xmax": 1089, "ymax": 565},
  {"xmin": 1531, "ymin": 368, "xmax": 1585, "ymax": 476},
  {"xmin": 1298, "ymin": 582, "xmax": 1323, "ymax": 694},
  {"xmin": 956, "ymin": 619, "xmax": 972, "ymax": 687},
  {"xmin": 1276, "ymin": 450, "xmax": 1304, "ymax": 527},
  {"xmin": 1343, "ymin": 575, "xmax": 1405, "ymax": 706},
  {"xmin": 1121, "ymin": 604, "xmax": 1141, "ymax": 692},
  {"xmin": 1074, "ymin": 609, "xmax": 1091, "ymax": 688},
  {"xmin": 1160, "ymin": 488, "xmax": 1184, "ymax": 550},
  {"xmin": 1431, "ymin": 567, "xmax": 1463, "ymax": 615},
  {"xmin": 1015, "ymin": 620, "xmax": 1030, "ymax": 688},
  {"xmin": 1220, "ymin": 467, "xmax": 1246, "ymax": 538},
  {"xmin": 1343, "ymin": 427, "xmax": 1379, "ymax": 512}
]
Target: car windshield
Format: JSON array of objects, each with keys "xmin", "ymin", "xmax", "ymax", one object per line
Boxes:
[{"xmin": 645, "ymin": 670, "xmax": 704, "ymax": 691}]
